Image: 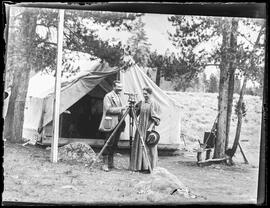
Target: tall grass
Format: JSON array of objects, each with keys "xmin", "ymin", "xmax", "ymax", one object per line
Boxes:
[{"xmin": 167, "ymin": 91, "xmax": 262, "ymax": 166}]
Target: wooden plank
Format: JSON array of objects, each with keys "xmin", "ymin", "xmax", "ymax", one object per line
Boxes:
[
  {"xmin": 197, "ymin": 157, "xmax": 228, "ymax": 164},
  {"xmin": 51, "ymin": 9, "xmax": 64, "ymax": 163}
]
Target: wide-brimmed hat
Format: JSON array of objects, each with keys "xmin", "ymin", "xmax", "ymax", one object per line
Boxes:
[{"xmin": 145, "ymin": 130, "xmax": 160, "ymax": 146}]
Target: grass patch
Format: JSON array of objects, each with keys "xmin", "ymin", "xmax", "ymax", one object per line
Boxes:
[{"xmin": 168, "ymin": 92, "xmax": 262, "ymax": 165}]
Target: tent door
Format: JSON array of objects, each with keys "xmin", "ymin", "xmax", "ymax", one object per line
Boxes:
[{"xmin": 59, "ymin": 84, "xmax": 107, "ymax": 139}]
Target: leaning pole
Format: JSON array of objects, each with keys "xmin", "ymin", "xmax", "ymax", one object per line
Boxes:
[{"xmin": 51, "ymin": 9, "xmax": 64, "ymax": 163}]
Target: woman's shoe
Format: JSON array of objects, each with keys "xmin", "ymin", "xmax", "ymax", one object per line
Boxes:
[
  {"xmin": 101, "ymin": 164, "xmax": 110, "ymax": 172},
  {"xmin": 139, "ymin": 169, "xmax": 150, "ymax": 174}
]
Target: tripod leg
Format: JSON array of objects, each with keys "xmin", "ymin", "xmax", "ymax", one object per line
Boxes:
[
  {"xmin": 131, "ymin": 108, "xmax": 153, "ymax": 173},
  {"xmin": 129, "ymin": 116, "xmax": 134, "ymax": 168},
  {"xmin": 89, "ymin": 107, "xmax": 130, "ymax": 169}
]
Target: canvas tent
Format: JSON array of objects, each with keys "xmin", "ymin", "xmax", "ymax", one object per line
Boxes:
[
  {"xmin": 23, "ymin": 60, "xmax": 181, "ymax": 150},
  {"xmin": 120, "ymin": 64, "xmax": 181, "ymax": 149}
]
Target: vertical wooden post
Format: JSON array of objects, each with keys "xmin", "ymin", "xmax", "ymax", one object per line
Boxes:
[{"xmin": 51, "ymin": 9, "xmax": 64, "ymax": 163}]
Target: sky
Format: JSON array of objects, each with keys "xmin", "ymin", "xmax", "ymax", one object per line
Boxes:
[
  {"xmin": 34, "ymin": 9, "xmax": 263, "ymax": 86},
  {"xmin": 66, "ymin": 13, "xmax": 181, "ymax": 73},
  {"xmin": 79, "ymin": 12, "xmax": 219, "ymax": 77},
  {"xmin": 36, "ymin": 11, "xmax": 263, "ymax": 56},
  {"xmin": 94, "ymin": 13, "xmax": 178, "ymax": 54},
  {"xmin": 141, "ymin": 13, "xmax": 177, "ymax": 53}
]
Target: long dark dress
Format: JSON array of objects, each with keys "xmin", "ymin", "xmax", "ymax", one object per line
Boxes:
[{"xmin": 130, "ymin": 99, "xmax": 161, "ymax": 171}]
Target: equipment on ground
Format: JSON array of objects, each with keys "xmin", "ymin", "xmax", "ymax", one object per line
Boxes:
[
  {"xmin": 196, "ymin": 113, "xmax": 249, "ymax": 165},
  {"xmin": 196, "ymin": 115, "xmax": 220, "ymax": 165}
]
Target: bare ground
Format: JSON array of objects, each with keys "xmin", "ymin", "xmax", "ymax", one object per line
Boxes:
[{"xmin": 2, "ymin": 141, "xmax": 259, "ymax": 205}]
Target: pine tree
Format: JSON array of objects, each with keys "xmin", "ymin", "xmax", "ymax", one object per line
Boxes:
[
  {"xmin": 168, "ymin": 15, "xmax": 265, "ymax": 159},
  {"xmin": 126, "ymin": 17, "xmax": 151, "ymax": 67},
  {"xmin": 4, "ymin": 7, "xmax": 139, "ymax": 142}
]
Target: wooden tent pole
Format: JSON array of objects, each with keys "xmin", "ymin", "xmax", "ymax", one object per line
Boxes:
[{"xmin": 51, "ymin": 9, "xmax": 64, "ymax": 163}]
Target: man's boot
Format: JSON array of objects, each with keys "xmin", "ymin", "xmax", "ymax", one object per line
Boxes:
[
  {"xmin": 109, "ymin": 154, "xmax": 121, "ymax": 170},
  {"xmin": 108, "ymin": 154, "xmax": 114, "ymax": 169},
  {"xmin": 101, "ymin": 155, "xmax": 109, "ymax": 172}
]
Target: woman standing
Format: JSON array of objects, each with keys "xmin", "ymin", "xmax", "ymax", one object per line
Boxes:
[{"xmin": 130, "ymin": 87, "xmax": 161, "ymax": 172}]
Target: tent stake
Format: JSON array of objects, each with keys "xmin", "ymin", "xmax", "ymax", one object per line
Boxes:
[{"xmin": 51, "ymin": 9, "xmax": 64, "ymax": 163}]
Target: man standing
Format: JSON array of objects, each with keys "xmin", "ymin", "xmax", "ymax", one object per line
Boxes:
[{"xmin": 99, "ymin": 80, "xmax": 126, "ymax": 171}]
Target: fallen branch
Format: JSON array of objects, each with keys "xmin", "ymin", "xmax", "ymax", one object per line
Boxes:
[{"xmin": 238, "ymin": 142, "xmax": 249, "ymax": 164}]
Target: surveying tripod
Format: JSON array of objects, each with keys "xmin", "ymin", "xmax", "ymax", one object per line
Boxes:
[{"xmin": 89, "ymin": 93, "xmax": 152, "ymax": 173}]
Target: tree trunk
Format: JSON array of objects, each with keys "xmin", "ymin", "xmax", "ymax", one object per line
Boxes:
[
  {"xmin": 4, "ymin": 5, "xmax": 11, "ymax": 90},
  {"xmin": 229, "ymin": 76, "xmax": 247, "ymax": 156},
  {"xmin": 4, "ymin": 63, "xmax": 30, "ymax": 142},
  {"xmin": 215, "ymin": 66, "xmax": 230, "ymax": 158},
  {"xmin": 226, "ymin": 70, "xmax": 235, "ymax": 149},
  {"xmin": 227, "ymin": 22, "xmax": 264, "ymax": 159},
  {"xmin": 214, "ymin": 18, "xmax": 235, "ymax": 159},
  {"xmin": 4, "ymin": 9, "xmax": 37, "ymax": 142},
  {"xmin": 155, "ymin": 67, "xmax": 161, "ymax": 86},
  {"xmin": 4, "ymin": 6, "xmax": 16, "ymax": 90},
  {"xmin": 225, "ymin": 19, "xmax": 238, "ymax": 150}
]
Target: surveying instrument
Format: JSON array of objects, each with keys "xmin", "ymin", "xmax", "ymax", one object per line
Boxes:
[{"xmin": 89, "ymin": 93, "xmax": 153, "ymax": 173}]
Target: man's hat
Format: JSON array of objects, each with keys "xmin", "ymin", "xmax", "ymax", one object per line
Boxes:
[
  {"xmin": 145, "ymin": 130, "xmax": 160, "ymax": 146},
  {"xmin": 114, "ymin": 81, "xmax": 123, "ymax": 90}
]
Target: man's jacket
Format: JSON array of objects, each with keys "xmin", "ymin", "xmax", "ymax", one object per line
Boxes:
[{"xmin": 99, "ymin": 91, "xmax": 124, "ymax": 132}]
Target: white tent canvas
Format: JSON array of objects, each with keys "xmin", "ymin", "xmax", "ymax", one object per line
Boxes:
[
  {"xmin": 22, "ymin": 61, "xmax": 181, "ymax": 149},
  {"xmin": 120, "ymin": 64, "xmax": 181, "ymax": 148}
]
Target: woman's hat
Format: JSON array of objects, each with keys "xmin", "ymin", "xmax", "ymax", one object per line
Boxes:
[{"xmin": 145, "ymin": 130, "xmax": 160, "ymax": 146}]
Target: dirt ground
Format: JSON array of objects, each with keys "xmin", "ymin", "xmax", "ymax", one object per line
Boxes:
[{"xmin": 2, "ymin": 141, "xmax": 259, "ymax": 205}]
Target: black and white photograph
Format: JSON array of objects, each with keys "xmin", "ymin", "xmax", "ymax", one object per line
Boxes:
[{"xmin": 2, "ymin": 2, "xmax": 267, "ymax": 205}]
